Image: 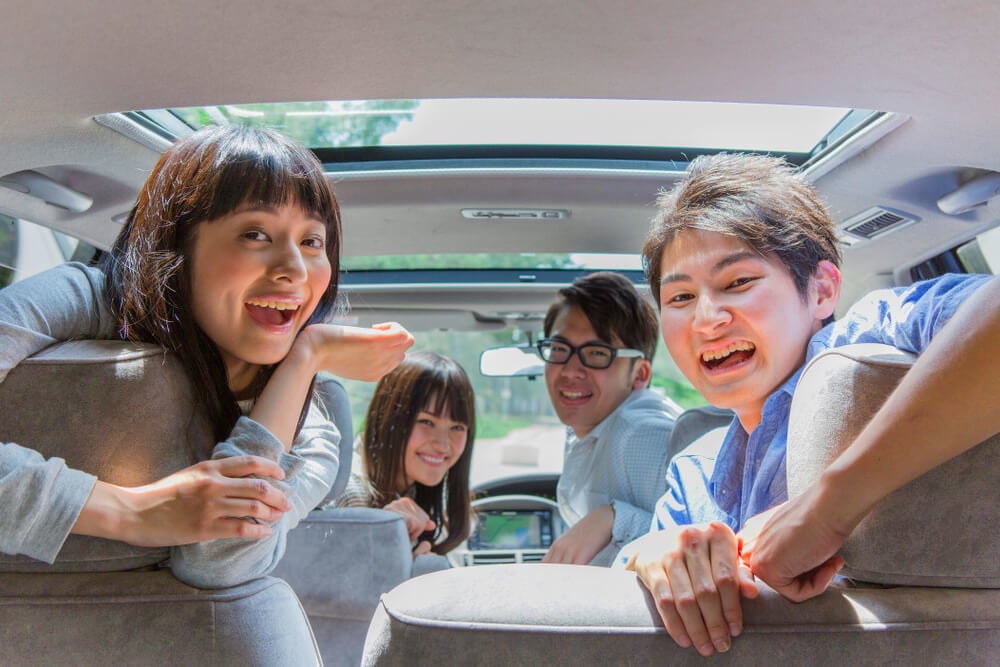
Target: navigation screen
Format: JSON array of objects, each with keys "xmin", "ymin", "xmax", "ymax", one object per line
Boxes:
[{"xmin": 471, "ymin": 510, "xmax": 551, "ymax": 549}]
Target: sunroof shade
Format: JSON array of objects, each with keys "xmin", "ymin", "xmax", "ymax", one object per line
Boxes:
[{"xmin": 156, "ymin": 98, "xmax": 861, "ymax": 156}]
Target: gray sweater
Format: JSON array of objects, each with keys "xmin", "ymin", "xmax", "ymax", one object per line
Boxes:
[{"xmin": 0, "ymin": 262, "xmax": 340, "ymax": 588}]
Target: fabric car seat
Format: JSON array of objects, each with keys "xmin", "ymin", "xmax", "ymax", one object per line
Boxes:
[
  {"xmin": 0, "ymin": 340, "xmax": 321, "ymax": 666},
  {"xmin": 361, "ymin": 344, "xmax": 1000, "ymax": 666},
  {"xmin": 273, "ymin": 373, "xmax": 451, "ymax": 667}
]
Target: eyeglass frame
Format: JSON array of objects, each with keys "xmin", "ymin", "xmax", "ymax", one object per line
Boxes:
[{"xmin": 535, "ymin": 337, "xmax": 645, "ymax": 370}]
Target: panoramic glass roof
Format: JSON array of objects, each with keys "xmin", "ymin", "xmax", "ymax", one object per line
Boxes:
[
  {"xmin": 124, "ymin": 98, "xmax": 881, "ymax": 274},
  {"xmin": 139, "ymin": 98, "xmax": 872, "ymax": 166}
]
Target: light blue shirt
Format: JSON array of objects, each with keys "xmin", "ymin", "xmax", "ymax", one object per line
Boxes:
[
  {"xmin": 651, "ymin": 273, "xmax": 992, "ymax": 534},
  {"xmin": 557, "ymin": 388, "xmax": 681, "ymax": 565}
]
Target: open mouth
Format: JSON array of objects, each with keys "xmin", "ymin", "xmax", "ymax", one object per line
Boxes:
[
  {"xmin": 559, "ymin": 389, "xmax": 592, "ymax": 401},
  {"xmin": 701, "ymin": 341, "xmax": 755, "ymax": 370},
  {"xmin": 418, "ymin": 453, "xmax": 446, "ymax": 466},
  {"xmin": 245, "ymin": 298, "xmax": 299, "ymax": 327}
]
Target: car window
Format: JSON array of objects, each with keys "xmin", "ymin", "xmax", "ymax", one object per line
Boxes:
[
  {"xmin": 0, "ymin": 214, "xmax": 97, "ymax": 288},
  {"xmin": 336, "ymin": 326, "xmax": 704, "ymax": 489}
]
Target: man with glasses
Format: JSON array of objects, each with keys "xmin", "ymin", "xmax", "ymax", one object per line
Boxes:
[{"xmin": 539, "ymin": 271, "xmax": 681, "ymax": 566}]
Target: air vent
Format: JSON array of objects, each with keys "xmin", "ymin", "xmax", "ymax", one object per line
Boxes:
[
  {"xmin": 841, "ymin": 206, "xmax": 917, "ymax": 242},
  {"xmin": 462, "ymin": 549, "xmax": 550, "ymax": 566},
  {"xmin": 467, "ymin": 552, "xmax": 518, "ymax": 565}
]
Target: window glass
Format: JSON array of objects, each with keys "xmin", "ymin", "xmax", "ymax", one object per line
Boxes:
[
  {"xmin": 0, "ymin": 215, "xmax": 97, "ymax": 288},
  {"xmin": 336, "ymin": 327, "xmax": 704, "ymax": 488},
  {"xmin": 344, "ymin": 253, "xmax": 642, "ymax": 272},
  {"xmin": 959, "ymin": 225, "xmax": 1000, "ymax": 274},
  {"xmin": 164, "ymin": 99, "xmax": 855, "ymax": 155},
  {"xmin": 0, "ymin": 214, "xmax": 15, "ymax": 288}
]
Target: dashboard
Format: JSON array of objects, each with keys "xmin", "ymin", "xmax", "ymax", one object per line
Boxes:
[{"xmin": 449, "ymin": 494, "xmax": 566, "ymax": 567}]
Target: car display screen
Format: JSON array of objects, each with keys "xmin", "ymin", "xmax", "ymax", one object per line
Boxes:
[{"xmin": 469, "ymin": 510, "xmax": 553, "ymax": 550}]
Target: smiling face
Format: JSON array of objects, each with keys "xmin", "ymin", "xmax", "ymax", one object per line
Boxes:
[
  {"xmin": 188, "ymin": 203, "xmax": 332, "ymax": 394},
  {"xmin": 543, "ymin": 305, "xmax": 650, "ymax": 438},
  {"xmin": 657, "ymin": 228, "xmax": 839, "ymax": 432},
  {"xmin": 403, "ymin": 408, "xmax": 469, "ymax": 488}
]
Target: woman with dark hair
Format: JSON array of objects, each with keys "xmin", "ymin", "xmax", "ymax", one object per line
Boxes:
[
  {"xmin": 0, "ymin": 124, "xmax": 413, "ymax": 587},
  {"xmin": 329, "ymin": 351, "xmax": 475, "ymax": 556}
]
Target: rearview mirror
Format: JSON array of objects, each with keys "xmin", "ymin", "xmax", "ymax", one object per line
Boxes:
[{"xmin": 479, "ymin": 345, "xmax": 545, "ymax": 378}]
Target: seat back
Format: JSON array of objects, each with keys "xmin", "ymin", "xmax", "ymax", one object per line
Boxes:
[
  {"xmin": 277, "ymin": 371, "xmax": 451, "ymax": 667},
  {"xmin": 787, "ymin": 343, "xmax": 1000, "ymax": 587},
  {"xmin": 361, "ymin": 344, "xmax": 1000, "ymax": 665},
  {"xmin": 313, "ymin": 371, "xmax": 354, "ymax": 503},
  {"xmin": 0, "ymin": 340, "xmax": 321, "ymax": 665},
  {"xmin": 665, "ymin": 403, "xmax": 733, "ymax": 463}
]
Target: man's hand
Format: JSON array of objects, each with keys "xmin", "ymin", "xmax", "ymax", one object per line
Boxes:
[
  {"xmin": 384, "ymin": 497, "xmax": 436, "ymax": 542},
  {"xmin": 738, "ymin": 501, "xmax": 847, "ymax": 603},
  {"xmin": 299, "ymin": 321, "xmax": 414, "ymax": 382},
  {"xmin": 76, "ymin": 455, "xmax": 291, "ymax": 546},
  {"xmin": 624, "ymin": 522, "xmax": 758, "ymax": 656},
  {"xmin": 542, "ymin": 504, "xmax": 613, "ymax": 564}
]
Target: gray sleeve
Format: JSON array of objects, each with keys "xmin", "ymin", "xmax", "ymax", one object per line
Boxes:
[
  {"xmin": 168, "ymin": 403, "xmax": 341, "ymax": 588},
  {"xmin": 0, "ymin": 443, "xmax": 97, "ymax": 561},
  {"xmin": 0, "ymin": 263, "xmax": 114, "ymax": 561},
  {"xmin": 0, "ymin": 262, "xmax": 115, "ymax": 383},
  {"xmin": 609, "ymin": 414, "xmax": 674, "ymax": 551}
]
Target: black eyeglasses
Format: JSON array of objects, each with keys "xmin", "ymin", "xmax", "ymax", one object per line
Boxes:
[{"xmin": 536, "ymin": 338, "xmax": 645, "ymax": 370}]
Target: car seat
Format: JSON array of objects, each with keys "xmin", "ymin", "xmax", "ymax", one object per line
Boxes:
[
  {"xmin": 361, "ymin": 344, "xmax": 999, "ymax": 666},
  {"xmin": 0, "ymin": 340, "xmax": 321, "ymax": 666}
]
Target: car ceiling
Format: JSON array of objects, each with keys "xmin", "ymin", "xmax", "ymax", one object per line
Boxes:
[{"xmin": 1, "ymin": 1, "xmax": 999, "ymax": 328}]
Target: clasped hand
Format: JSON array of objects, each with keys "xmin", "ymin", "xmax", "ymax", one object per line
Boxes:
[
  {"xmin": 624, "ymin": 521, "xmax": 757, "ymax": 657},
  {"xmin": 384, "ymin": 497, "xmax": 436, "ymax": 556},
  {"xmin": 98, "ymin": 455, "xmax": 292, "ymax": 546}
]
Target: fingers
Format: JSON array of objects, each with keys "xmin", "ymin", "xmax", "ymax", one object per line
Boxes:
[
  {"xmin": 737, "ymin": 563, "xmax": 760, "ymax": 599},
  {"xmin": 205, "ymin": 458, "xmax": 291, "ymax": 515},
  {"xmin": 669, "ymin": 526, "xmax": 730, "ymax": 656},
  {"xmin": 385, "ymin": 498, "xmax": 435, "ymax": 540},
  {"xmin": 211, "ymin": 455, "xmax": 286, "ymax": 481},
  {"xmin": 412, "ymin": 540, "xmax": 432, "ymax": 556},
  {"xmin": 217, "ymin": 517, "xmax": 275, "ymax": 540},
  {"xmin": 542, "ymin": 540, "xmax": 570, "ymax": 564},
  {"xmin": 631, "ymin": 524, "xmax": 743, "ymax": 656},
  {"xmin": 635, "ymin": 556, "xmax": 692, "ymax": 649},
  {"xmin": 706, "ymin": 525, "xmax": 745, "ymax": 639},
  {"xmin": 775, "ymin": 556, "xmax": 845, "ymax": 602}
]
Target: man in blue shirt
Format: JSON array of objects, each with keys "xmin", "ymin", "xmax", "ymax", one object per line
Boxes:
[{"xmin": 617, "ymin": 153, "xmax": 999, "ymax": 657}]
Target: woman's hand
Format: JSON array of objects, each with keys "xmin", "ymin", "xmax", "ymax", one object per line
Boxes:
[
  {"xmin": 624, "ymin": 522, "xmax": 758, "ymax": 656},
  {"xmin": 75, "ymin": 455, "xmax": 291, "ymax": 546},
  {"xmin": 299, "ymin": 321, "xmax": 414, "ymax": 382},
  {"xmin": 384, "ymin": 496, "xmax": 436, "ymax": 541}
]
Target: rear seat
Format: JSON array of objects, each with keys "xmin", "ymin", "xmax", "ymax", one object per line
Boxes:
[{"xmin": 361, "ymin": 344, "xmax": 1000, "ymax": 665}]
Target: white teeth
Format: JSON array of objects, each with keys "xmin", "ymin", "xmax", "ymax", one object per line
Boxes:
[
  {"xmin": 561, "ymin": 391, "xmax": 588, "ymax": 399},
  {"xmin": 701, "ymin": 341, "xmax": 755, "ymax": 362},
  {"xmin": 419, "ymin": 454, "xmax": 445, "ymax": 464},
  {"xmin": 246, "ymin": 298, "xmax": 299, "ymax": 311}
]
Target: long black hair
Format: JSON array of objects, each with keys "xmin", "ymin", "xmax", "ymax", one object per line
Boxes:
[{"xmin": 362, "ymin": 351, "xmax": 476, "ymax": 554}]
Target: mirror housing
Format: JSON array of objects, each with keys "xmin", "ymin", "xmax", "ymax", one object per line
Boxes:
[{"xmin": 480, "ymin": 345, "xmax": 545, "ymax": 378}]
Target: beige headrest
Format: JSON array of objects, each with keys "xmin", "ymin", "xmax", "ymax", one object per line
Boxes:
[{"xmin": 787, "ymin": 344, "xmax": 999, "ymax": 588}]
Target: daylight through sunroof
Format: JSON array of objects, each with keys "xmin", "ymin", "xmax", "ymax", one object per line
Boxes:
[{"xmin": 166, "ymin": 98, "xmax": 854, "ymax": 154}]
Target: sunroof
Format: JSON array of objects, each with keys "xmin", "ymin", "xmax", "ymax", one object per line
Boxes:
[{"xmin": 146, "ymin": 98, "xmax": 867, "ymax": 160}]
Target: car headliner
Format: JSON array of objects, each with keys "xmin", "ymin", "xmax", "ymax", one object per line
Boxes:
[{"xmin": 1, "ymin": 1, "xmax": 998, "ymax": 328}]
